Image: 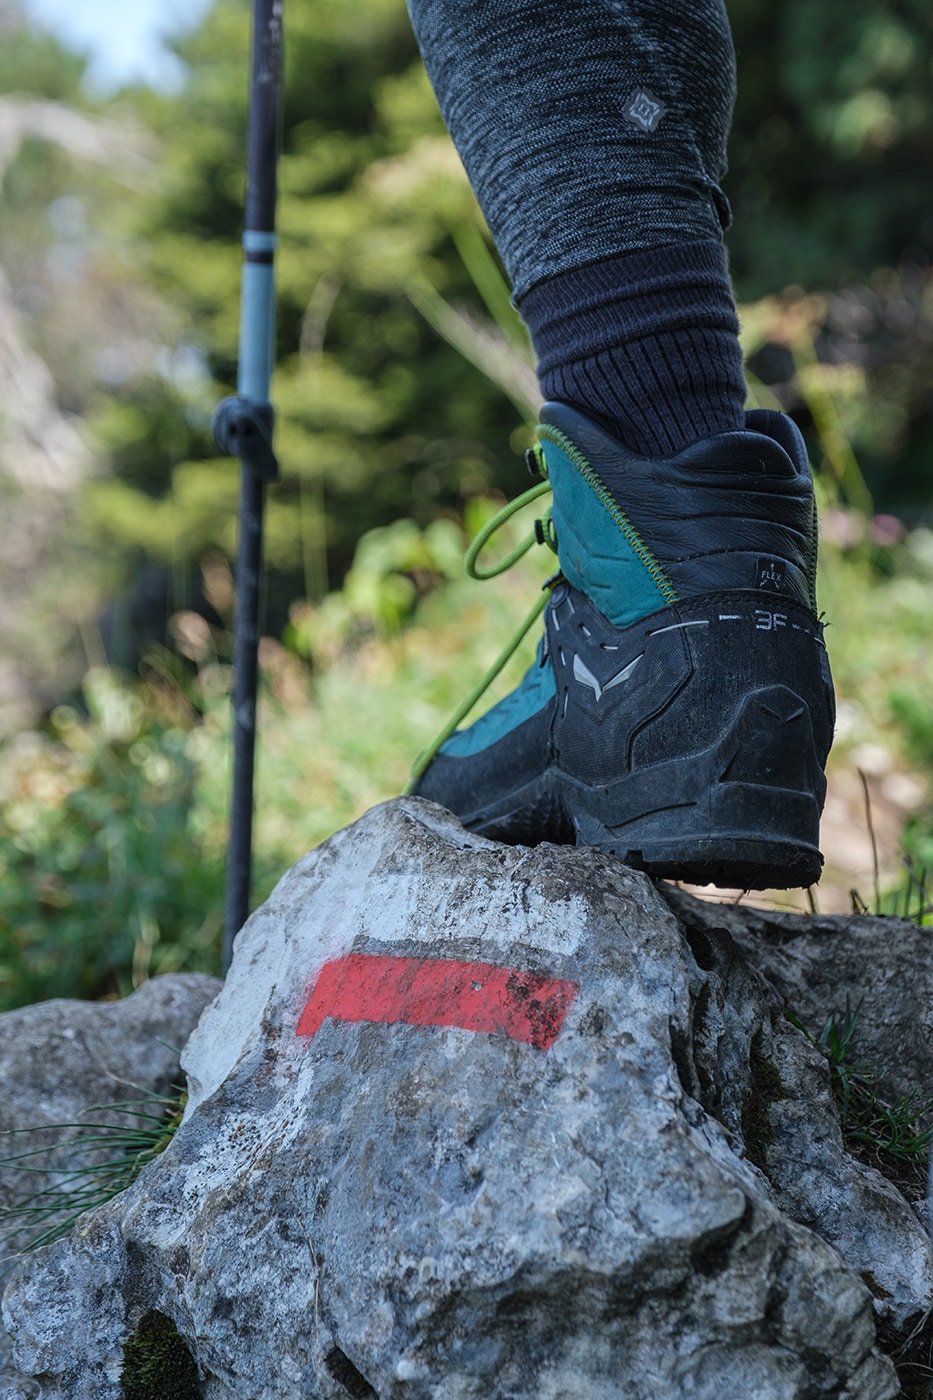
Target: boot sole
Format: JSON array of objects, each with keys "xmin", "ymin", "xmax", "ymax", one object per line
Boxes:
[{"xmin": 464, "ymin": 779, "xmax": 823, "ymax": 890}]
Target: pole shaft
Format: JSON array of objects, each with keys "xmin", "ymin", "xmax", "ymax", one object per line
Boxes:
[
  {"xmin": 224, "ymin": 470, "xmax": 265, "ymax": 955},
  {"xmin": 245, "ymin": 0, "xmax": 282, "ymax": 236},
  {"xmin": 223, "ymin": 0, "xmax": 284, "ymax": 970}
]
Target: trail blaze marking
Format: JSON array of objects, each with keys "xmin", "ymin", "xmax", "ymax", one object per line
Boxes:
[{"xmin": 296, "ymin": 954, "xmax": 578, "ymax": 1050}]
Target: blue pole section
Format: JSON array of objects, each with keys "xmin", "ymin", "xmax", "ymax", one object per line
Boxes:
[
  {"xmin": 218, "ymin": 0, "xmax": 283, "ymax": 972},
  {"xmin": 238, "ymin": 232, "xmax": 277, "ymax": 397}
]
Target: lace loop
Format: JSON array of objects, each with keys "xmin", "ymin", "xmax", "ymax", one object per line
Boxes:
[{"xmin": 465, "ymin": 479, "xmax": 553, "ymax": 580}]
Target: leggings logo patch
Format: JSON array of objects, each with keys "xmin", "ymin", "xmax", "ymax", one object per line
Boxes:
[{"xmin": 624, "ymin": 89, "xmax": 666, "ymax": 134}]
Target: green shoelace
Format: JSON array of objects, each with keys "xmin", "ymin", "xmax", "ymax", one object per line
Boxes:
[{"xmin": 403, "ymin": 473, "xmax": 560, "ymax": 793}]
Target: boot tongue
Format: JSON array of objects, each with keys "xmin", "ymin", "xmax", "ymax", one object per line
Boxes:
[{"xmin": 538, "ymin": 400, "xmax": 818, "ymax": 623}]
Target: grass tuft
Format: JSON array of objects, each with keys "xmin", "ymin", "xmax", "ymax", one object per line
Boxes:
[
  {"xmin": 0, "ymin": 1085, "xmax": 187, "ymax": 1271},
  {"xmin": 788, "ymin": 998, "xmax": 933, "ymax": 1201}
]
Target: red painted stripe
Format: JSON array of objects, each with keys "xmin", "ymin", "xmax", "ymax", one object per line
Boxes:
[{"xmin": 297, "ymin": 954, "xmax": 578, "ymax": 1051}]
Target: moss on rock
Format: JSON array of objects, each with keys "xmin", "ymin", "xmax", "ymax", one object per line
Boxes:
[{"xmin": 120, "ymin": 1310, "xmax": 201, "ymax": 1400}]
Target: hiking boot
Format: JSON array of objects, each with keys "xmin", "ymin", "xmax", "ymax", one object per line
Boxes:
[{"xmin": 411, "ymin": 401, "xmax": 835, "ymax": 889}]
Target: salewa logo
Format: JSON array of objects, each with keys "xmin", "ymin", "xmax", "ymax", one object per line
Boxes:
[
  {"xmin": 624, "ymin": 89, "xmax": 666, "ymax": 134},
  {"xmin": 573, "ymin": 653, "xmax": 642, "ymax": 701},
  {"xmin": 756, "ymin": 557, "xmax": 786, "ymax": 592}
]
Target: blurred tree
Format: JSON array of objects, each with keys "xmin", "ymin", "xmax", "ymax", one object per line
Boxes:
[
  {"xmin": 8, "ymin": 0, "xmax": 933, "ymax": 685},
  {"xmin": 725, "ymin": 0, "xmax": 933, "ymax": 517},
  {"xmin": 82, "ymin": 0, "xmax": 532, "ymax": 643},
  {"xmin": 727, "ymin": 0, "xmax": 933, "ymax": 295},
  {"xmin": 0, "ymin": 22, "xmax": 177, "ymax": 727}
]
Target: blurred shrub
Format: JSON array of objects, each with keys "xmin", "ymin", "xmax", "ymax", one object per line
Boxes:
[
  {"xmin": 740, "ymin": 278, "xmax": 933, "ymax": 520},
  {"xmin": 1, "ymin": 499, "xmax": 932, "ymax": 1009},
  {"xmin": 727, "ymin": 0, "xmax": 933, "ymax": 296},
  {"xmin": 0, "ymin": 670, "xmax": 224, "ymax": 1011},
  {"xmin": 284, "ymin": 516, "xmax": 464, "ymax": 663}
]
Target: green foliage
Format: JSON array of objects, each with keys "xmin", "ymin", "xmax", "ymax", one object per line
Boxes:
[
  {"xmin": 739, "ymin": 287, "xmax": 933, "ymax": 520},
  {"xmin": 78, "ymin": 0, "xmax": 527, "ymax": 632},
  {"xmin": 726, "ymin": 0, "xmax": 933, "ymax": 516},
  {"xmin": 812, "ymin": 518, "xmax": 933, "ymax": 906},
  {"xmin": 0, "ymin": 670, "xmax": 224, "ymax": 1011},
  {"xmin": 851, "ymin": 854, "xmax": 933, "ymax": 927},
  {"xmin": 0, "ymin": 496, "xmax": 931, "ymax": 1011},
  {"xmin": 9, "ymin": 0, "xmax": 933, "ymax": 648},
  {"xmin": 890, "ymin": 687, "xmax": 933, "ymax": 773},
  {"xmin": 727, "ymin": 0, "xmax": 933, "ymax": 296},
  {"xmin": 284, "ymin": 515, "xmax": 464, "ymax": 660},
  {"xmin": 0, "ymin": 27, "xmax": 87, "ymax": 100},
  {"xmin": 899, "ymin": 830, "xmax": 933, "ymax": 910},
  {"xmin": 2, "ymin": 0, "xmax": 933, "ymax": 1021},
  {"xmin": 121, "ymin": 1310, "xmax": 201, "ymax": 1400}
]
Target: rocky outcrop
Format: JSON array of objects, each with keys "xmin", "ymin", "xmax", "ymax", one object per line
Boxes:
[
  {"xmin": 0, "ymin": 973, "xmax": 220, "ymax": 1397},
  {"xmin": 664, "ymin": 886, "xmax": 933, "ymax": 1114},
  {"xmin": 0, "ymin": 972, "xmax": 221, "ymax": 1251},
  {"xmin": 2, "ymin": 800, "xmax": 930, "ymax": 1398}
]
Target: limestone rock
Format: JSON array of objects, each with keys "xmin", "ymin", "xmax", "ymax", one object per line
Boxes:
[
  {"xmin": 0, "ymin": 973, "xmax": 221, "ymax": 1248},
  {"xmin": 0, "ymin": 973, "xmax": 220, "ymax": 1397},
  {"xmin": 3, "ymin": 800, "xmax": 928, "ymax": 1398},
  {"xmin": 664, "ymin": 888, "xmax": 933, "ymax": 1113}
]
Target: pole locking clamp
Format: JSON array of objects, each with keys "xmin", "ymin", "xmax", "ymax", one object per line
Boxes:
[{"xmin": 213, "ymin": 396, "xmax": 280, "ymax": 482}]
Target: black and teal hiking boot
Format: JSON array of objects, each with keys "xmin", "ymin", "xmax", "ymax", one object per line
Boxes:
[{"xmin": 409, "ymin": 401, "xmax": 835, "ymax": 890}]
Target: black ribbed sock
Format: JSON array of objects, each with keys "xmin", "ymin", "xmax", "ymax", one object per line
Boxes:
[{"xmin": 519, "ymin": 240, "xmax": 747, "ymax": 459}]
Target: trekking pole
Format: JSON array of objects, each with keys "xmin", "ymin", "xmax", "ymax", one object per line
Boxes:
[{"xmin": 213, "ymin": 0, "xmax": 284, "ymax": 972}]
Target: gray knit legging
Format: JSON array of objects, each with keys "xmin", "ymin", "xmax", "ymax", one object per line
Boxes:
[{"xmin": 406, "ymin": 0, "xmax": 736, "ymax": 300}]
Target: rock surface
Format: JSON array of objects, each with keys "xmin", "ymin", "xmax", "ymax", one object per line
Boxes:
[
  {"xmin": 0, "ymin": 973, "xmax": 221, "ymax": 1396},
  {"xmin": 2, "ymin": 800, "xmax": 931, "ymax": 1398},
  {"xmin": 664, "ymin": 887, "xmax": 933, "ymax": 1115},
  {"xmin": 0, "ymin": 972, "xmax": 221, "ymax": 1250}
]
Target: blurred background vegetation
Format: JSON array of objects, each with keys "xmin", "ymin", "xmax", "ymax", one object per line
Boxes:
[{"xmin": 0, "ymin": 0, "xmax": 931, "ymax": 1010}]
